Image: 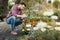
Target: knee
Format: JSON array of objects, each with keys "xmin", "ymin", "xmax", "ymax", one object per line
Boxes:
[
  {"xmin": 6, "ymin": 16, "xmax": 16, "ymax": 24},
  {"xmin": 11, "ymin": 16, "xmax": 16, "ymax": 20}
]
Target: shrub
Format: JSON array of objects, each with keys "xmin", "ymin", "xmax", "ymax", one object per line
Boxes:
[
  {"xmin": 29, "ymin": 29, "xmax": 58, "ymax": 40},
  {"xmin": 0, "ymin": 14, "xmax": 6, "ymax": 21}
]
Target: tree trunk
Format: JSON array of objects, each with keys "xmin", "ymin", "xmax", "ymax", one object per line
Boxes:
[
  {"xmin": 0, "ymin": 0, "xmax": 8, "ymax": 21},
  {"xmin": 0, "ymin": 0, "xmax": 8, "ymax": 15}
]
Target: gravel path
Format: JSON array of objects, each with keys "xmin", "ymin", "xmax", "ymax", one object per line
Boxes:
[{"xmin": 0, "ymin": 22, "xmax": 28, "ymax": 40}]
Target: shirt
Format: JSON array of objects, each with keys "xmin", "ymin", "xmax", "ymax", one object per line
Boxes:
[{"xmin": 7, "ymin": 5, "xmax": 23, "ymax": 18}]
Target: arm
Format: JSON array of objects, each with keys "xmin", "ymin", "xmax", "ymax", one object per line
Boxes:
[
  {"xmin": 11, "ymin": 6, "xmax": 21, "ymax": 17},
  {"xmin": 11, "ymin": 6, "xmax": 27, "ymax": 18},
  {"xmin": 17, "ymin": 14, "xmax": 27, "ymax": 18},
  {"xmin": 11, "ymin": 6, "xmax": 17, "ymax": 17}
]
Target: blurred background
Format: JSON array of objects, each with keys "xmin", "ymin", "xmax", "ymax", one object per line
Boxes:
[
  {"xmin": 0, "ymin": 0, "xmax": 60, "ymax": 40},
  {"xmin": 0, "ymin": 0, "xmax": 60, "ymax": 22}
]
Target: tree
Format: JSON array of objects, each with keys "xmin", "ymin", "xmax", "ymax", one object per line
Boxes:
[
  {"xmin": 0, "ymin": 0, "xmax": 8, "ymax": 21},
  {"xmin": 0, "ymin": 0, "xmax": 8, "ymax": 14}
]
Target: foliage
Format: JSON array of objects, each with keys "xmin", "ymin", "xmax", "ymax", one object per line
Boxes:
[
  {"xmin": 0, "ymin": 5, "xmax": 3, "ymax": 8},
  {"xmin": 54, "ymin": 9, "xmax": 60, "ymax": 21},
  {"xmin": 53, "ymin": 0, "xmax": 60, "ymax": 8},
  {"xmin": 0, "ymin": 5, "xmax": 4, "ymax": 12},
  {"xmin": 8, "ymin": 5, "xmax": 13, "ymax": 11},
  {"xmin": 29, "ymin": 29, "xmax": 59, "ymax": 40}
]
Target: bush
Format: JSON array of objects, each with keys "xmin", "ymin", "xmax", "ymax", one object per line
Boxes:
[
  {"xmin": 54, "ymin": 9, "xmax": 60, "ymax": 21},
  {"xmin": 0, "ymin": 5, "xmax": 4, "ymax": 14},
  {"xmin": 0, "ymin": 14, "xmax": 6, "ymax": 21},
  {"xmin": 29, "ymin": 29, "xmax": 58, "ymax": 40},
  {"xmin": 8, "ymin": 5, "xmax": 13, "ymax": 11}
]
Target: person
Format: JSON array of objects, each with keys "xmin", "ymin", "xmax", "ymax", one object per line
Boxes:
[{"xmin": 6, "ymin": 3, "xmax": 27, "ymax": 35}]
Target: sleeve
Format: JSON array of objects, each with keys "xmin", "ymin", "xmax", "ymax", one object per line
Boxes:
[
  {"xmin": 18, "ymin": 9, "xmax": 24, "ymax": 15},
  {"xmin": 11, "ymin": 6, "xmax": 18, "ymax": 16}
]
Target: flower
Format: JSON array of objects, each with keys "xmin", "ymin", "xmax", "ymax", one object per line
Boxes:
[
  {"xmin": 36, "ymin": 21, "xmax": 47, "ymax": 28},
  {"xmin": 56, "ymin": 22, "xmax": 60, "ymax": 26},
  {"xmin": 40, "ymin": 28, "xmax": 46, "ymax": 32},
  {"xmin": 43, "ymin": 9, "xmax": 54, "ymax": 16},
  {"xmin": 22, "ymin": 29, "xmax": 25, "ymax": 32},
  {"xmin": 47, "ymin": 25, "xmax": 52, "ymax": 28},
  {"xmin": 33, "ymin": 21, "xmax": 47, "ymax": 31},
  {"xmin": 46, "ymin": 25, "xmax": 54, "ymax": 30},
  {"xmin": 8, "ymin": 0, "xmax": 15, "ymax": 5},
  {"xmin": 26, "ymin": 24, "xmax": 31, "ymax": 27},
  {"xmin": 51, "ymin": 16, "xmax": 58, "ymax": 20},
  {"xmin": 55, "ymin": 27, "xmax": 60, "ymax": 31},
  {"xmin": 27, "ymin": 28, "xmax": 31, "ymax": 31},
  {"xmin": 26, "ymin": 24, "xmax": 31, "ymax": 31},
  {"xmin": 33, "ymin": 27, "xmax": 39, "ymax": 30}
]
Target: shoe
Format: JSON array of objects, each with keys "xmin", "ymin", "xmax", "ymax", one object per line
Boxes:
[
  {"xmin": 11, "ymin": 31, "xmax": 17, "ymax": 35},
  {"xmin": 13, "ymin": 27, "xmax": 19, "ymax": 32},
  {"xmin": 14, "ymin": 29, "xmax": 18, "ymax": 32}
]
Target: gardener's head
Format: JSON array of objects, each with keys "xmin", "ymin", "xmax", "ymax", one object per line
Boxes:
[{"xmin": 18, "ymin": 2, "xmax": 26, "ymax": 9}]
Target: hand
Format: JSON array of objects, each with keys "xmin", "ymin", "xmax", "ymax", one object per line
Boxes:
[
  {"xmin": 17, "ymin": 14, "xmax": 27, "ymax": 18},
  {"xmin": 20, "ymin": 14, "xmax": 27, "ymax": 19}
]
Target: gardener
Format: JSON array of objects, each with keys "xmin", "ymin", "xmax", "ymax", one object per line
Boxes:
[{"xmin": 6, "ymin": 3, "xmax": 27, "ymax": 35}]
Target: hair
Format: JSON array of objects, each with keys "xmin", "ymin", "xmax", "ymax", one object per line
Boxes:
[{"xmin": 20, "ymin": 2, "xmax": 26, "ymax": 7}]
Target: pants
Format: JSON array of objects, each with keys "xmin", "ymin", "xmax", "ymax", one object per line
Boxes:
[{"xmin": 6, "ymin": 16, "xmax": 23, "ymax": 31}]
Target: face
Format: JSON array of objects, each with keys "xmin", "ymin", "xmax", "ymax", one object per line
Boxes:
[{"xmin": 18, "ymin": 4, "xmax": 25, "ymax": 9}]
